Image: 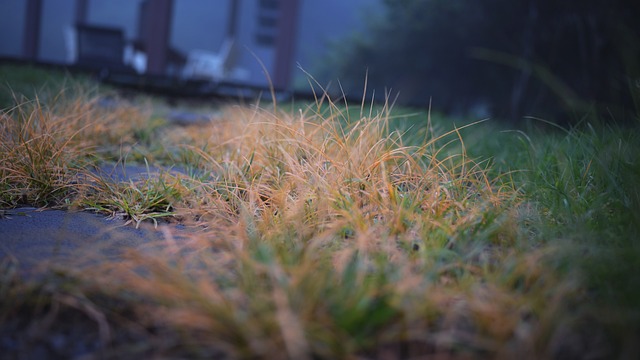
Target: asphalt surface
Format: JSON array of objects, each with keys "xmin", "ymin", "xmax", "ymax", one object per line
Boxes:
[
  {"xmin": 0, "ymin": 207, "xmax": 183, "ymax": 277},
  {"xmin": 0, "ymin": 105, "xmax": 207, "ymax": 279},
  {"xmin": 0, "ymin": 164, "xmax": 191, "ymax": 279}
]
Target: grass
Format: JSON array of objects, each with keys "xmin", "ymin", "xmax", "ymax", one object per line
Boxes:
[{"xmin": 1, "ymin": 64, "xmax": 639, "ymax": 358}]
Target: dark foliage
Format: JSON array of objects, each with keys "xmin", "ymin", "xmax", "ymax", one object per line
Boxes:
[{"xmin": 323, "ymin": 0, "xmax": 640, "ymax": 123}]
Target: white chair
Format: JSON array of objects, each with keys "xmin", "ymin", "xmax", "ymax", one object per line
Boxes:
[{"xmin": 182, "ymin": 38, "xmax": 237, "ymax": 81}]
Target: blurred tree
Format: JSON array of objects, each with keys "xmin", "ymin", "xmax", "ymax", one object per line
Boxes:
[{"xmin": 321, "ymin": 0, "xmax": 640, "ymax": 124}]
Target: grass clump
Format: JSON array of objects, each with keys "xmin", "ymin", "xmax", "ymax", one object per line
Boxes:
[
  {"xmin": 68, "ymin": 98, "xmax": 535, "ymax": 358},
  {"xmin": 1, "ymin": 67, "xmax": 639, "ymax": 358},
  {"xmin": 0, "ymin": 97, "xmax": 90, "ymax": 207},
  {"xmin": 82, "ymin": 166, "xmax": 194, "ymax": 227},
  {"xmin": 0, "ymin": 86, "xmax": 151, "ymax": 208},
  {"xmin": 0, "ymin": 64, "xmax": 89, "ymax": 109},
  {"xmin": 516, "ymin": 121, "xmax": 640, "ymax": 354}
]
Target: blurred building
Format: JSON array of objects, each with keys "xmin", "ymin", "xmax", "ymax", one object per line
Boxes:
[{"xmin": 0, "ymin": 0, "xmax": 378, "ymax": 91}]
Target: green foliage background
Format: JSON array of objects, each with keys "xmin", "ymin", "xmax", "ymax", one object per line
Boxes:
[{"xmin": 321, "ymin": 0, "xmax": 640, "ymax": 124}]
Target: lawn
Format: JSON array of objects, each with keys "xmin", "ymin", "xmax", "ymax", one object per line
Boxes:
[{"xmin": 1, "ymin": 64, "xmax": 639, "ymax": 359}]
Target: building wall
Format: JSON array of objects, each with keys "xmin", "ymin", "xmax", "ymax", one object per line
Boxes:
[
  {"xmin": 236, "ymin": 0, "xmax": 276, "ymax": 87},
  {"xmin": 0, "ymin": 1, "xmax": 27, "ymax": 58},
  {"xmin": 87, "ymin": 0, "xmax": 144, "ymax": 40},
  {"xmin": 0, "ymin": 0, "xmax": 381, "ymax": 89},
  {"xmin": 39, "ymin": 0, "xmax": 75, "ymax": 63},
  {"xmin": 171, "ymin": 0, "xmax": 228, "ymax": 55}
]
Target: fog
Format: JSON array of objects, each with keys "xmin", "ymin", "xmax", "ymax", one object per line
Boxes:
[{"xmin": 0, "ymin": 0, "xmax": 381, "ymax": 88}]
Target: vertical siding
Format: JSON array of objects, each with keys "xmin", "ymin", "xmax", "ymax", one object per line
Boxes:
[
  {"xmin": 170, "ymin": 0, "xmax": 228, "ymax": 54},
  {"xmin": 39, "ymin": 0, "xmax": 75, "ymax": 63},
  {"xmin": 0, "ymin": 0, "xmax": 381, "ymax": 91},
  {"xmin": 0, "ymin": 1, "xmax": 27, "ymax": 57},
  {"xmin": 22, "ymin": 0, "xmax": 42, "ymax": 60}
]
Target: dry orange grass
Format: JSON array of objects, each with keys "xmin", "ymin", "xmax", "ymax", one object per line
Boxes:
[
  {"xmin": 5, "ymin": 83, "xmax": 631, "ymax": 358},
  {"xmin": 0, "ymin": 88, "xmax": 150, "ymax": 207},
  {"xmin": 57, "ymin": 98, "xmax": 542, "ymax": 358}
]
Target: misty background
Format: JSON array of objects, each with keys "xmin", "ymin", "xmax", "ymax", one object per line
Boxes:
[
  {"xmin": 0, "ymin": 0, "xmax": 380, "ymax": 88},
  {"xmin": 1, "ymin": 0, "xmax": 639, "ymax": 124}
]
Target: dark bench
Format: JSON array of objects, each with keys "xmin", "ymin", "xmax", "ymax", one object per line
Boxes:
[{"xmin": 75, "ymin": 23, "xmax": 132, "ymax": 74}]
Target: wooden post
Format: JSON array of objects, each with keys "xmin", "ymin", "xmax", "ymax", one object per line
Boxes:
[
  {"xmin": 22, "ymin": 0, "xmax": 43, "ymax": 60},
  {"xmin": 228, "ymin": 0, "xmax": 241, "ymax": 38},
  {"xmin": 144, "ymin": 0, "xmax": 173, "ymax": 75},
  {"xmin": 75, "ymin": 0, "xmax": 88, "ymax": 24},
  {"xmin": 273, "ymin": 0, "xmax": 299, "ymax": 90}
]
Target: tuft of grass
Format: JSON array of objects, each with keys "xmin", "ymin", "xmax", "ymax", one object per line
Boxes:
[
  {"xmin": 514, "ymin": 120, "xmax": 640, "ymax": 356},
  {"xmin": 0, "ymin": 64, "xmax": 89, "ymax": 109},
  {"xmin": 0, "ymin": 97, "xmax": 90, "ymax": 207},
  {"xmin": 82, "ymin": 164, "xmax": 192, "ymax": 228},
  {"xmin": 63, "ymin": 96, "xmax": 530, "ymax": 358},
  {"xmin": 0, "ymin": 83, "xmax": 157, "ymax": 209},
  {"xmin": 2, "ymin": 66, "xmax": 639, "ymax": 358}
]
